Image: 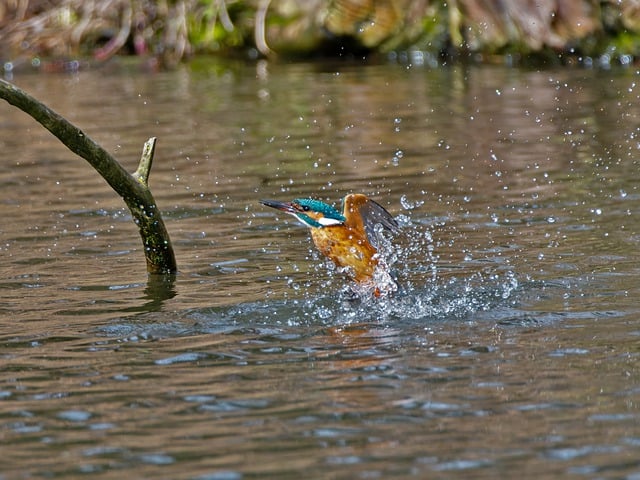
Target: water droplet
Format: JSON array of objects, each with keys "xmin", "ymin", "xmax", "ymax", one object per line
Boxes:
[{"xmin": 400, "ymin": 195, "xmax": 424, "ymax": 210}]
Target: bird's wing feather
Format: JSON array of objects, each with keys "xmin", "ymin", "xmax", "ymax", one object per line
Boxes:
[
  {"xmin": 343, "ymin": 194, "xmax": 399, "ymax": 249},
  {"xmin": 360, "ymin": 199, "xmax": 400, "ymax": 248}
]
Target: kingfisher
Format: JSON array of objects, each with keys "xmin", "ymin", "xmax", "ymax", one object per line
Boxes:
[{"xmin": 260, "ymin": 194, "xmax": 399, "ymax": 296}]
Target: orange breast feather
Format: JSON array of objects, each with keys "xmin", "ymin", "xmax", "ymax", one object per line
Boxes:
[{"xmin": 310, "ymin": 194, "xmax": 380, "ymax": 284}]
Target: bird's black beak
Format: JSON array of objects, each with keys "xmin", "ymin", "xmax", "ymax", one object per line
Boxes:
[{"xmin": 260, "ymin": 199, "xmax": 297, "ymax": 214}]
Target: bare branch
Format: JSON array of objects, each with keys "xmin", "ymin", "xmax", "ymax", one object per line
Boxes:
[{"xmin": 0, "ymin": 79, "xmax": 177, "ymax": 275}]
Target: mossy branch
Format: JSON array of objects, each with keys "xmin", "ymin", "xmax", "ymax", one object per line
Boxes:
[
  {"xmin": 134, "ymin": 137, "xmax": 156, "ymax": 186},
  {"xmin": 0, "ymin": 78, "xmax": 177, "ymax": 275}
]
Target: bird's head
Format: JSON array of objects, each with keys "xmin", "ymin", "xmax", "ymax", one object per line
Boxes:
[{"xmin": 260, "ymin": 198, "xmax": 346, "ymax": 228}]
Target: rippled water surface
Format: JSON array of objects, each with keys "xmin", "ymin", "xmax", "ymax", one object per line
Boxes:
[{"xmin": 2, "ymin": 60, "xmax": 640, "ymax": 478}]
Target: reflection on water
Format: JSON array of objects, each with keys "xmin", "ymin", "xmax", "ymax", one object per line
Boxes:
[{"xmin": 2, "ymin": 60, "xmax": 640, "ymax": 478}]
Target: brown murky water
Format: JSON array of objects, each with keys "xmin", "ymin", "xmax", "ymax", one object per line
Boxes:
[{"xmin": 1, "ymin": 59, "xmax": 640, "ymax": 479}]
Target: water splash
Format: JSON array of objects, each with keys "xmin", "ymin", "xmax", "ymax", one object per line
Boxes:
[{"xmin": 230, "ymin": 273, "xmax": 513, "ymax": 327}]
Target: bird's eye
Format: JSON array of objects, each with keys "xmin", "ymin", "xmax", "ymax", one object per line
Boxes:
[{"xmin": 301, "ymin": 205, "xmax": 310, "ymax": 211}]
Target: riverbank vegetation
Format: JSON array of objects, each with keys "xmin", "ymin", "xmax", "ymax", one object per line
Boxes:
[{"xmin": 2, "ymin": 0, "xmax": 640, "ymax": 70}]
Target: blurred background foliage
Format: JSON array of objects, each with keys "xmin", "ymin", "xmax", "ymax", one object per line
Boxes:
[{"xmin": 2, "ymin": 0, "xmax": 640, "ymax": 69}]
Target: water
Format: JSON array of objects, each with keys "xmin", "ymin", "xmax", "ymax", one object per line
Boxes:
[{"xmin": 1, "ymin": 60, "xmax": 640, "ymax": 478}]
